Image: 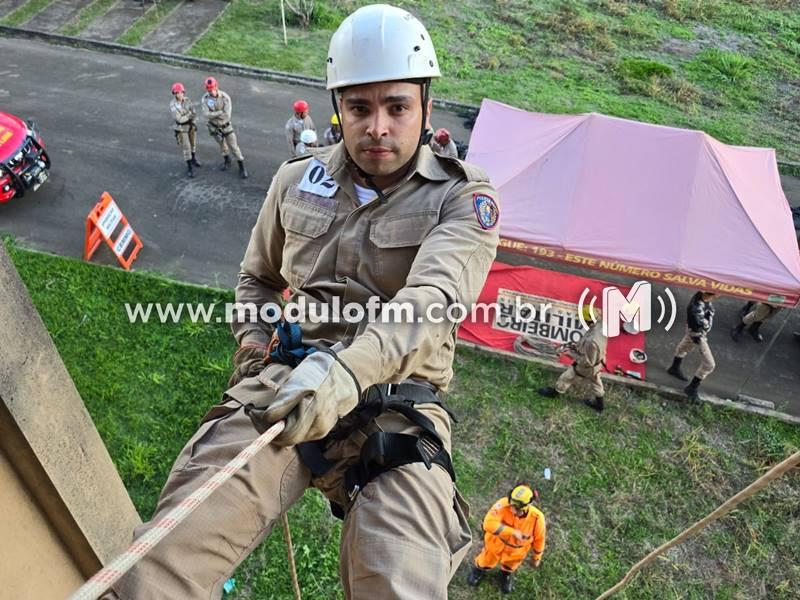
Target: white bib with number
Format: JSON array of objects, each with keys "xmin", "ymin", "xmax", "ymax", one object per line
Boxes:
[{"xmin": 298, "ymin": 159, "xmax": 339, "ymax": 198}]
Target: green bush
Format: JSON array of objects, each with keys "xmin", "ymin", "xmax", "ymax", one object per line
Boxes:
[
  {"xmin": 617, "ymin": 57, "xmax": 673, "ymax": 80},
  {"xmin": 700, "ymin": 48, "xmax": 755, "ymax": 82}
]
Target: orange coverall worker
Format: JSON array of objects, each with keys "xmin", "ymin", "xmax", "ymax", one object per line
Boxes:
[{"xmin": 475, "ymin": 497, "xmax": 546, "ymax": 572}]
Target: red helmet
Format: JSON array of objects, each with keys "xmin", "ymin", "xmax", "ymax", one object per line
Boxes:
[
  {"xmin": 171, "ymin": 82, "xmax": 185, "ymax": 94},
  {"xmin": 434, "ymin": 128, "xmax": 450, "ymax": 144},
  {"xmin": 205, "ymin": 76, "xmax": 218, "ymax": 91},
  {"xmin": 293, "ymin": 100, "xmax": 309, "ymax": 113}
]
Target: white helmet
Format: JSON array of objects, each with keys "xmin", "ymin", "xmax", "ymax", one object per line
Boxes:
[
  {"xmin": 300, "ymin": 129, "xmax": 317, "ymax": 144},
  {"xmin": 326, "ymin": 4, "xmax": 441, "ymax": 90}
]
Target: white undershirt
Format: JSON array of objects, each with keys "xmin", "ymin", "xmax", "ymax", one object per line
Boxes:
[{"xmin": 353, "ymin": 183, "xmax": 377, "ymax": 205}]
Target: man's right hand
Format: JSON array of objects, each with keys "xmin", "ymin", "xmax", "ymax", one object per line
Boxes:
[
  {"xmin": 512, "ymin": 530, "xmax": 530, "ymax": 542},
  {"xmin": 228, "ymin": 344, "xmax": 268, "ymax": 388}
]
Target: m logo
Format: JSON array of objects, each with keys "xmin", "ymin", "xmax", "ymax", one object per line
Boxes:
[{"xmin": 579, "ymin": 281, "xmax": 676, "ymax": 338}]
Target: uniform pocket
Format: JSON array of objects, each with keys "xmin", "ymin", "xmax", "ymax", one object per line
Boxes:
[
  {"xmin": 368, "ymin": 211, "xmax": 438, "ymax": 295},
  {"xmin": 281, "ymin": 196, "xmax": 335, "ymax": 288}
]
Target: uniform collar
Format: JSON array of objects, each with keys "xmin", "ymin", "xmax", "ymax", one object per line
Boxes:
[{"xmin": 325, "ymin": 142, "xmax": 450, "ymax": 183}]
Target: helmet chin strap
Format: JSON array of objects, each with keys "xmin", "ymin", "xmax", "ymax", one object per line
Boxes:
[{"xmin": 330, "ymin": 80, "xmax": 430, "ymax": 205}]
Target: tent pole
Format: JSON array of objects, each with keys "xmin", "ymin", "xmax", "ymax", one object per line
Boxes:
[{"xmin": 733, "ymin": 307, "xmax": 793, "ymax": 400}]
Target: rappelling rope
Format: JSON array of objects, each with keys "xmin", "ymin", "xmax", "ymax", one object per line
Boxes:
[
  {"xmin": 282, "ymin": 513, "xmax": 302, "ymax": 600},
  {"xmin": 595, "ymin": 450, "xmax": 800, "ymax": 600},
  {"xmin": 66, "ymin": 420, "xmax": 286, "ymax": 600}
]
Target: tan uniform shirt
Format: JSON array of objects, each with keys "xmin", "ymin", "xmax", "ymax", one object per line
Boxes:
[
  {"xmin": 285, "ymin": 115, "xmax": 315, "ymax": 155},
  {"xmin": 232, "ymin": 144, "xmax": 499, "ymax": 393},
  {"xmin": 573, "ymin": 323, "xmax": 608, "ymax": 378},
  {"xmin": 170, "ymin": 97, "xmax": 197, "ymax": 132},
  {"xmin": 201, "ymin": 90, "xmax": 234, "ymax": 130}
]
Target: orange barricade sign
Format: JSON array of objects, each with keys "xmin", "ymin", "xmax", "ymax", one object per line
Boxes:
[{"xmin": 84, "ymin": 192, "xmax": 143, "ymax": 271}]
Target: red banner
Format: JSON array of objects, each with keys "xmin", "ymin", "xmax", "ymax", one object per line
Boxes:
[
  {"xmin": 459, "ymin": 262, "xmax": 648, "ymax": 380},
  {"xmin": 498, "ymin": 237, "xmax": 798, "ymax": 306}
]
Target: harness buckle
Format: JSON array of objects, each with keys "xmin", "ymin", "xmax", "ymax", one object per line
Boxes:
[{"xmin": 347, "ymin": 483, "xmax": 361, "ymax": 502}]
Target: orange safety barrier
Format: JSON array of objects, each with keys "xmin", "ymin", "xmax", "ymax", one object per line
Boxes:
[{"xmin": 84, "ymin": 192, "xmax": 143, "ymax": 271}]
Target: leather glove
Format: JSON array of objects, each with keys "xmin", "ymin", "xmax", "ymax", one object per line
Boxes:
[
  {"xmin": 265, "ymin": 343, "xmax": 361, "ymax": 446},
  {"xmin": 227, "ymin": 343, "xmax": 268, "ymax": 388}
]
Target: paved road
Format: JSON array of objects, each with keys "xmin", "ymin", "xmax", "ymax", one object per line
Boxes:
[
  {"xmin": 0, "ymin": 37, "xmax": 471, "ymax": 285},
  {"xmin": 1, "ymin": 38, "xmax": 798, "ymax": 419}
]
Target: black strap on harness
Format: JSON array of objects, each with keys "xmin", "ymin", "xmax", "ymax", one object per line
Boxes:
[
  {"xmin": 264, "ymin": 321, "xmax": 457, "ymax": 520},
  {"xmin": 297, "ymin": 382, "xmax": 456, "ymax": 520}
]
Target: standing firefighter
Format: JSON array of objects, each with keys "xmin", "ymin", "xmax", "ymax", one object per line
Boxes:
[
  {"xmin": 323, "ymin": 113, "xmax": 343, "ymax": 146},
  {"xmin": 538, "ymin": 306, "xmax": 608, "ymax": 412},
  {"xmin": 170, "ymin": 82, "xmax": 202, "ymax": 178},
  {"xmin": 100, "ymin": 5, "xmax": 499, "ymax": 600},
  {"xmin": 467, "ymin": 484, "xmax": 546, "ymax": 594},
  {"xmin": 285, "ymin": 99, "xmax": 315, "ymax": 156},
  {"xmin": 201, "ymin": 76, "xmax": 248, "ymax": 179},
  {"xmin": 667, "ymin": 291, "xmax": 716, "ymax": 401},
  {"xmin": 730, "ymin": 301, "xmax": 780, "ymax": 343},
  {"xmin": 295, "ymin": 129, "xmax": 318, "ymax": 156}
]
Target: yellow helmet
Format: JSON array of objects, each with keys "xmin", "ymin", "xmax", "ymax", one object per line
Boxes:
[
  {"xmin": 330, "ymin": 114, "xmax": 340, "ymax": 126},
  {"xmin": 509, "ymin": 485, "xmax": 534, "ymax": 509}
]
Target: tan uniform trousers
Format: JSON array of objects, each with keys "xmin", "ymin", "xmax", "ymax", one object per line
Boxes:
[
  {"xmin": 743, "ymin": 303, "xmax": 779, "ymax": 326},
  {"xmin": 176, "ymin": 127, "xmax": 197, "ymax": 161},
  {"xmin": 555, "ymin": 365, "xmax": 604, "ymax": 397},
  {"xmin": 106, "ymin": 368, "xmax": 470, "ymax": 599},
  {"xmin": 675, "ymin": 329, "xmax": 715, "ymax": 380},
  {"xmin": 210, "ymin": 127, "xmax": 244, "ymax": 161}
]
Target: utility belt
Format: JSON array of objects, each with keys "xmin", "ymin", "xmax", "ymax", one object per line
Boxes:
[
  {"xmin": 297, "ymin": 381, "xmax": 456, "ymax": 520},
  {"xmin": 175, "ymin": 120, "xmax": 197, "ymax": 129}
]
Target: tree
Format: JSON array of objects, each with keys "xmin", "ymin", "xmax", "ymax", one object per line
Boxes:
[{"xmin": 284, "ymin": 0, "xmax": 315, "ymax": 29}]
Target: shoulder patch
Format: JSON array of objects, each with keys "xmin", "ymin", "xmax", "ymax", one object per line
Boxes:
[{"xmin": 473, "ymin": 193, "xmax": 499, "ymax": 230}]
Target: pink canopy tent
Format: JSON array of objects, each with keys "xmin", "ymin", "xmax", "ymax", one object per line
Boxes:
[{"xmin": 467, "ymin": 99, "xmax": 800, "ymax": 306}]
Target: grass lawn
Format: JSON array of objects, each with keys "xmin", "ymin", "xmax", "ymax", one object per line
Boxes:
[
  {"xmin": 0, "ymin": 0, "xmax": 55, "ymax": 26},
  {"xmin": 190, "ymin": 0, "xmax": 800, "ymax": 162},
  {"xmin": 6, "ymin": 239, "xmax": 799, "ymax": 599},
  {"xmin": 60, "ymin": 0, "xmax": 118, "ymax": 37},
  {"xmin": 117, "ymin": 0, "xmax": 181, "ymax": 47}
]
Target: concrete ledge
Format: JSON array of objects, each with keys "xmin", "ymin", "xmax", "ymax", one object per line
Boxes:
[
  {"xmin": 0, "ymin": 24, "xmax": 479, "ymax": 116},
  {"xmin": 456, "ymin": 340, "xmax": 800, "ymax": 425},
  {"xmin": 0, "ymin": 243, "xmax": 140, "ymax": 573}
]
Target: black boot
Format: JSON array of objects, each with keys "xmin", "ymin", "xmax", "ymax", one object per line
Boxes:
[
  {"xmin": 221, "ymin": 155, "xmax": 231, "ymax": 171},
  {"xmin": 538, "ymin": 386, "xmax": 559, "ymax": 398},
  {"xmin": 185, "ymin": 160, "xmax": 194, "ymax": 178},
  {"xmin": 583, "ymin": 396, "xmax": 604, "ymax": 413},
  {"xmin": 191, "ymin": 152, "xmax": 202, "ymax": 167},
  {"xmin": 500, "ymin": 570, "xmax": 514, "ymax": 594},
  {"xmin": 684, "ymin": 376, "xmax": 701, "ymax": 402},
  {"xmin": 466, "ymin": 566, "xmax": 485, "ymax": 587},
  {"xmin": 749, "ymin": 321, "xmax": 764, "ymax": 343},
  {"xmin": 667, "ymin": 356, "xmax": 688, "ymax": 381},
  {"xmin": 238, "ymin": 159, "xmax": 248, "ymax": 179}
]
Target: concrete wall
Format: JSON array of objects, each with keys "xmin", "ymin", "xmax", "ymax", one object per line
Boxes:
[
  {"xmin": 0, "ymin": 446, "xmax": 85, "ymax": 598},
  {"xmin": 0, "ymin": 243, "xmax": 141, "ymax": 597}
]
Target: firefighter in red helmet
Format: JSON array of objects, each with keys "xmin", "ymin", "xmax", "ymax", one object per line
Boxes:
[
  {"xmin": 285, "ymin": 98, "xmax": 315, "ymax": 157},
  {"xmin": 170, "ymin": 82, "xmax": 201, "ymax": 178},
  {"xmin": 201, "ymin": 76, "xmax": 248, "ymax": 179}
]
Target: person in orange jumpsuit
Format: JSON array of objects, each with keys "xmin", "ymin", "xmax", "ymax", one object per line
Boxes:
[{"xmin": 467, "ymin": 484, "xmax": 546, "ymax": 594}]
